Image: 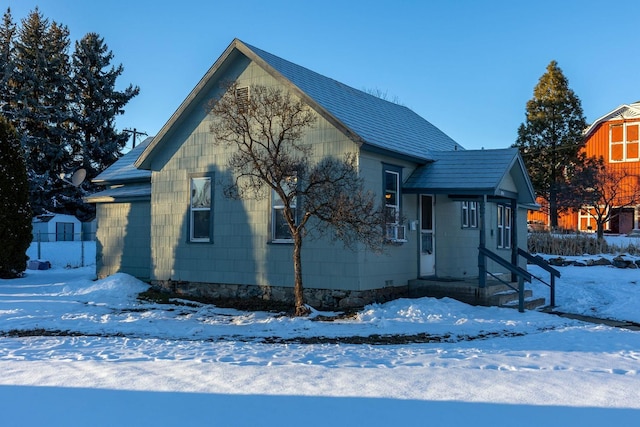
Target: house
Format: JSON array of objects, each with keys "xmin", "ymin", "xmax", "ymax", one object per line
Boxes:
[
  {"xmin": 528, "ymin": 102, "xmax": 640, "ymax": 234},
  {"xmin": 32, "ymin": 214, "xmax": 82, "ymax": 242},
  {"xmin": 85, "ymin": 137, "xmax": 152, "ymax": 280},
  {"xmin": 87, "ymin": 38, "xmax": 538, "ymax": 309}
]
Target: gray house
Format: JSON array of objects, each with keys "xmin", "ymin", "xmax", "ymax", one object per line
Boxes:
[
  {"xmin": 86, "ymin": 137, "xmax": 152, "ymax": 280},
  {"xmin": 88, "ymin": 38, "xmax": 538, "ymax": 309}
]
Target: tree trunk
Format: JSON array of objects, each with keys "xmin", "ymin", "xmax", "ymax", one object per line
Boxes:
[
  {"xmin": 292, "ymin": 231, "xmax": 310, "ymax": 316},
  {"xmin": 597, "ymin": 222, "xmax": 605, "ymax": 240},
  {"xmin": 549, "ymin": 186, "xmax": 558, "ymax": 230}
]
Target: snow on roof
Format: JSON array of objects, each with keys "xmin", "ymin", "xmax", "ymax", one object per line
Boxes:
[
  {"xmin": 84, "ymin": 183, "xmax": 151, "ymax": 203},
  {"xmin": 92, "ymin": 137, "xmax": 153, "ymax": 185}
]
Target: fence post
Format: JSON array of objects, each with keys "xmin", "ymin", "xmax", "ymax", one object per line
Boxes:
[
  {"xmin": 81, "ymin": 237, "xmax": 85, "ymax": 267},
  {"xmin": 37, "ymin": 231, "xmax": 41, "ymax": 260}
]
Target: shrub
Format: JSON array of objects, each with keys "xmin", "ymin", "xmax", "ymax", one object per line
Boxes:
[
  {"xmin": 527, "ymin": 231, "xmax": 640, "ymax": 256},
  {"xmin": 528, "ymin": 232, "xmax": 607, "ymax": 256}
]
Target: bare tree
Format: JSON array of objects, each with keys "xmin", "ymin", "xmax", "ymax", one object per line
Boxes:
[
  {"xmin": 570, "ymin": 157, "xmax": 640, "ymax": 239},
  {"xmin": 209, "ymin": 83, "xmax": 386, "ymax": 316}
]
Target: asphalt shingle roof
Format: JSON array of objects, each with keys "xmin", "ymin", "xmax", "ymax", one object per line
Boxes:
[
  {"xmin": 93, "ymin": 137, "xmax": 152, "ymax": 185},
  {"xmin": 85, "ymin": 183, "xmax": 151, "ymax": 203},
  {"xmin": 404, "ymin": 148, "xmax": 522, "ymax": 195},
  {"xmin": 244, "ymin": 42, "xmax": 463, "ymax": 161}
]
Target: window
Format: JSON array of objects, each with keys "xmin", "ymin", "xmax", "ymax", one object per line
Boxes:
[
  {"xmin": 190, "ymin": 176, "xmax": 212, "ymax": 242},
  {"xmin": 497, "ymin": 205, "xmax": 512, "ymax": 249},
  {"xmin": 384, "ymin": 166, "xmax": 406, "ymax": 242},
  {"xmin": 462, "ymin": 201, "xmax": 478, "ymax": 228},
  {"xmin": 272, "ymin": 176, "xmax": 297, "ymax": 242},
  {"xmin": 610, "ymin": 123, "xmax": 640, "ymax": 162}
]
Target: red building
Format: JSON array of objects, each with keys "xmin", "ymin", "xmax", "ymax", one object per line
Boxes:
[{"xmin": 529, "ymin": 102, "xmax": 640, "ymax": 234}]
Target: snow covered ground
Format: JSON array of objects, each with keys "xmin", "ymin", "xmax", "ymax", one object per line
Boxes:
[{"xmin": 1, "ymin": 240, "xmax": 640, "ymax": 426}]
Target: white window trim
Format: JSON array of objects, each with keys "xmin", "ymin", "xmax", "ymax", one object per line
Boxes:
[
  {"xmin": 497, "ymin": 205, "xmax": 512, "ymax": 249},
  {"xmin": 271, "ymin": 177, "xmax": 297, "ymax": 243},
  {"xmin": 189, "ymin": 176, "xmax": 212, "ymax": 243},
  {"xmin": 578, "ymin": 207, "xmax": 597, "ymax": 232},
  {"xmin": 384, "ymin": 169, "xmax": 406, "ymax": 242},
  {"xmin": 609, "ymin": 122, "xmax": 640, "ymax": 162},
  {"xmin": 462, "ymin": 201, "xmax": 478, "ymax": 228}
]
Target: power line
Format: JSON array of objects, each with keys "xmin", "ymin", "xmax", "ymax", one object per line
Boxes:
[{"xmin": 123, "ymin": 128, "xmax": 148, "ymax": 148}]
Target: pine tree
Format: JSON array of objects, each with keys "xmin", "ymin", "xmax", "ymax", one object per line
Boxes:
[
  {"xmin": 0, "ymin": 115, "xmax": 32, "ymax": 278},
  {"xmin": 0, "ymin": 8, "xmax": 16, "ymax": 118},
  {"xmin": 514, "ymin": 60, "xmax": 588, "ymax": 228},
  {"xmin": 71, "ymin": 32, "xmax": 139, "ymax": 213},
  {"xmin": 4, "ymin": 9, "xmax": 139, "ymax": 221},
  {"xmin": 12, "ymin": 8, "xmax": 74, "ymax": 216}
]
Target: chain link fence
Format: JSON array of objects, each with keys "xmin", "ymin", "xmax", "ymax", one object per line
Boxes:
[{"xmin": 28, "ymin": 232, "xmax": 97, "ymax": 268}]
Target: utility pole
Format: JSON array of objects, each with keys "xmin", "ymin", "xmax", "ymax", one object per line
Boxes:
[{"xmin": 123, "ymin": 128, "xmax": 148, "ymax": 148}]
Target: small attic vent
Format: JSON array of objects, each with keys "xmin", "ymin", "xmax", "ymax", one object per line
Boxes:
[{"xmin": 235, "ymin": 86, "xmax": 250, "ymax": 113}]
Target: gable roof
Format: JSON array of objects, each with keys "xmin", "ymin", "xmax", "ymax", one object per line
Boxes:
[
  {"xmin": 136, "ymin": 38, "xmax": 462, "ymax": 169},
  {"xmin": 85, "ymin": 137, "xmax": 153, "ymax": 203},
  {"xmin": 403, "ymin": 148, "xmax": 536, "ymax": 204},
  {"xmin": 584, "ymin": 102, "xmax": 640, "ymax": 138}
]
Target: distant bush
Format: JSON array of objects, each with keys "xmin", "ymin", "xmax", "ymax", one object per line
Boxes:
[
  {"xmin": 527, "ymin": 232, "xmax": 640, "ymax": 256},
  {"xmin": 528, "ymin": 232, "xmax": 606, "ymax": 255}
]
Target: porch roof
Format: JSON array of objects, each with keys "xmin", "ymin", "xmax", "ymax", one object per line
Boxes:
[
  {"xmin": 403, "ymin": 148, "xmax": 536, "ymax": 204},
  {"xmin": 84, "ymin": 183, "xmax": 151, "ymax": 203}
]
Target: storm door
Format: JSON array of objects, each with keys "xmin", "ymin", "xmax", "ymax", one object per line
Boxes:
[{"xmin": 420, "ymin": 194, "xmax": 435, "ymax": 276}]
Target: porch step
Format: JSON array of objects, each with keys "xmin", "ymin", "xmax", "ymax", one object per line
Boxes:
[
  {"xmin": 501, "ymin": 297, "xmax": 547, "ymax": 311},
  {"xmin": 487, "ymin": 289, "xmax": 532, "ymax": 306},
  {"xmin": 408, "ymin": 277, "xmax": 546, "ymax": 310}
]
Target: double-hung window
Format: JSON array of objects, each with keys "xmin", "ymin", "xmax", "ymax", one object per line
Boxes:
[
  {"xmin": 610, "ymin": 122, "xmax": 640, "ymax": 162},
  {"xmin": 384, "ymin": 166, "xmax": 405, "ymax": 241},
  {"xmin": 271, "ymin": 176, "xmax": 297, "ymax": 242},
  {"xmin": 462, "ymin": 201, "xmax": 478, "ymax": 228},
  {"xmin": 497, "ymin": 204, "xmax": 512, "ymax": 249},
  {"xmin": 189, "ymin": 176, "xmax": 212, "ymax": 242}
]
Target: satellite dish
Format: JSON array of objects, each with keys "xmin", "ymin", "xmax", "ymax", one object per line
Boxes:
[
  {"xmin": 71, "ymin": 169, "xmax": 86, "ymax": 186},
  {"xmin": 59, "ymin": 168, "xmax": 87, "ymax": 187}
]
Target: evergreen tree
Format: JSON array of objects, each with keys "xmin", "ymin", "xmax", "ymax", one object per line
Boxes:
[
  {"xmin": 514, "ymin": 60, "xmax": 588, "ymax": 228},
  {"xmin": 0, "ymin": 8, "xmax": 16, "ymax": 118},
  {"xmin": 12, "ymin": 8, "xmax": 74, "ymax": 216},
  {"xmin": 3, "ymin": 8, "xmax": 139, "ymax": 221},
  {"xmin": 0, "ymin": 115, "xmax": 32, "ymax": 278},
  {"xmin": 71, "ymin": 32, "xmax": 139, "ymax": 213}
]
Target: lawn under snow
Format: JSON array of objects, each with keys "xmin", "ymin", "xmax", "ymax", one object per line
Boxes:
[{"xmin": 1, "ymin": 239, "xmax": 640, "ymax": 426}]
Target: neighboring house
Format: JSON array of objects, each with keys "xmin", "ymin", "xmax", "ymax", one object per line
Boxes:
[
  {"xmin": 85, "ymin": 137, "xmax": 152, "ymax": 280},
  {"xmin": 87, "ymin": 38, "xmax": 538, "ymax": 309},
  {"xmin": 529, "ymin": 102, "xmax": 640, "ymax": 234},
  {"xmin": 32, "ymin": 214, "xmax": 82, "ymax": 242}
]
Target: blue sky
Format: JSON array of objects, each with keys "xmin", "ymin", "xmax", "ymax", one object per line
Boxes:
[{"xmin": 5, "ymin": 0, "xmax": 640, "ymax": 151}]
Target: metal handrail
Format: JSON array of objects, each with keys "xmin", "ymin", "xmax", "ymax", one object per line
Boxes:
[
  {"xmin": 517, "ymin": 248, "xmax": 559, "ymax": 307},
  {"xmin": 478, "ymin": 246, "xmax": 531, "ymax": 312}
]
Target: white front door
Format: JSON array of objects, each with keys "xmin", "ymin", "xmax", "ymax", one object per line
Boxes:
[{"xmin": 420, "ymin": 194, "xmax": 435, "ymax": 276}]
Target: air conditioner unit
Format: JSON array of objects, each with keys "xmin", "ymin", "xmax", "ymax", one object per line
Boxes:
[{"xmin": 386, "ymin": 224, "xmax": 407, "ymax": 243}]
